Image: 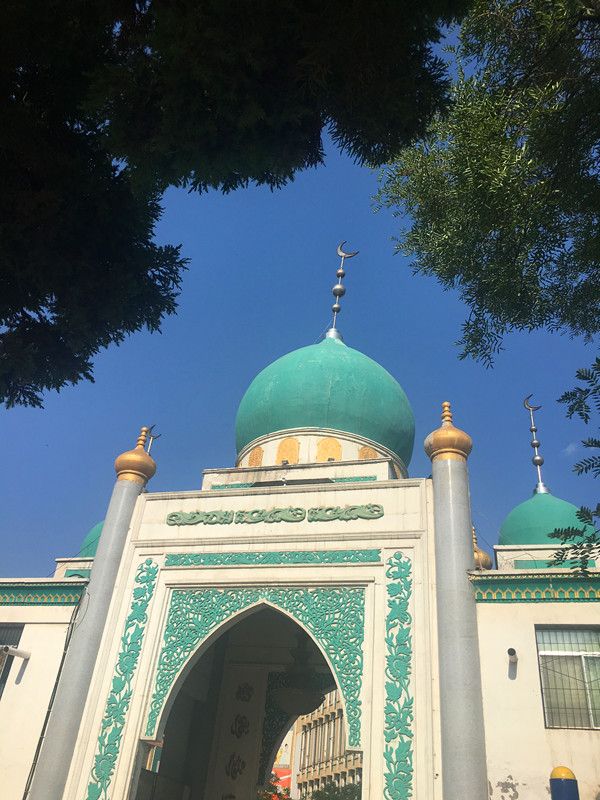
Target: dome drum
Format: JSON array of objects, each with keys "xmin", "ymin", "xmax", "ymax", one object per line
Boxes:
[{"xmin": 236, "ymin": 426, "xmax": 409, "ymax": 476}]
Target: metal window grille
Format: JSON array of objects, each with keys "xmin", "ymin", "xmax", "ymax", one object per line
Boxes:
[{"xmin": 536, "ymin": 628, "xmax": 600, "ymax": 729}]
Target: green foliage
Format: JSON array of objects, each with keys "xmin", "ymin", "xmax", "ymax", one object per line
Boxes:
[
  {"xmin": 559, "ymin": 358, "xmax": 600, "ymax": 478},
  {"xmin": 306, "ymin": 782, "xmax": 361, "ymax": 800},
  {"xmin": 1, "ymin": 0, "xmax": 187, "ymax": 407},
  {"xmin": 375, "ymin": 0, "xmax": 600, "ymax": 364},
  {"xmin": 93, "ymin": 0, "xmax": 470, "ymax": 192},
  {"xmin": 548, "ymin": 358, "xmax": 600, "ymax": 571},
  {"xmin": 256, "ymin": 772, "xmax": 290, "ymax": 800},
  {"xmin": 2, "ymin": 0, "xmax": 469, "ymax": 406},
  {"xmin": 549, "ymin": 505, "xmax": 600, "ymax": 573}
]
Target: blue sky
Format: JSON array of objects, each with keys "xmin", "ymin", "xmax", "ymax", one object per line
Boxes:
[{"xmin": 3, "ymin": 138, "xmax": 597, "ymax": 577}]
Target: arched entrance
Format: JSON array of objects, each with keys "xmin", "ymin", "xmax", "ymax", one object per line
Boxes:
[{"xmin": 135, "ymin": 606, "xmax": 339, "ymax": 800}]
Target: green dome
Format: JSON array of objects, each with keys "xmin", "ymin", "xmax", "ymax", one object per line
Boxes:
[
  {"xmin": 498, "ymin": 492, "xmax": 591, "ymax": 546},
  {"xmin": 77, "ymin": 521, "xmax": 103, "ymax": 558},
  {"xmin": 235, "ymin": 337, "xmax": 415, "ymax": 466}
]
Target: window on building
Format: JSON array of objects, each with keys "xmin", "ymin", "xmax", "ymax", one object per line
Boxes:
[
  {"xmin": 300, "ymin": 725, "xmax": 307, "ymax": 770},
  {"xmin": 0, "ymin": 625, "xmax": 24, "ymax": 700},
  {"xmin": 536, "ymin": 628, "xmax": 600, "ymax": 729},
  {"xmin": 327, "ymin": 714, "xmax": 335, "ymax": 761}
]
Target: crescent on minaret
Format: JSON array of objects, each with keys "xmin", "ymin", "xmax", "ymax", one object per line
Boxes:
[
  {"xmin": 337, "ymin": 241, "xmax": 359, "ymax": 259},
  {"xmin": 523, "ymin": 394, "xmax": 542, "ymax": 411}
]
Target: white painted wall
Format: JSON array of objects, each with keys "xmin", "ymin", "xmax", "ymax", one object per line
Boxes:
[
  {"xmin": 477, "ymin": 601, "xmax": 600, "ymax": 799},
  {"xmin": 63, "ymin": 471, "xmax": 439, "ymax": 800},
  {"xmin": 0, "ymin": 607, "xmax": 72, "ymax": 800}
]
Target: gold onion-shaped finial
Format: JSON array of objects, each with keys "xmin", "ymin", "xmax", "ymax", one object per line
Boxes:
[
  {"xmin": 424, "ymin": 401, "xmax": 473, "ymax": 463},
  {"xmin": 473, "ymin": 526, "xmax": 493, "ymax": 570},
  {"xmin": 114, "ymin": 427, "xmax": 157, "ymax": 485}
]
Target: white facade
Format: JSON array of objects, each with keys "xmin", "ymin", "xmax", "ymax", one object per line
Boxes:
[
  {"xmin": 0, "ymin": 583, "xmax": 85, "ymax": 797},
  {"xmin": 475, "ymin": 576, "xmax": 600, "ymax": 800},
  {"xmin": 64, "ymin": 459, "xmax": 437, "ymax": 800},
  {"xmin": 1, "ymin": 390, "xmax": 598, "ymax": 800}
]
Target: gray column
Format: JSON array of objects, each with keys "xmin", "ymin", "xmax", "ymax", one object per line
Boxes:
[
  {"xmin": 424, "ymin": 403, "xmax": 487, "ymax": 800},
  {"xmin": 27, "ymin": 476, "xmax": 145, "ymax": 800},
  {"xmin": 431, "ymin": 457, "xmax": 488, "ymax": 799}
]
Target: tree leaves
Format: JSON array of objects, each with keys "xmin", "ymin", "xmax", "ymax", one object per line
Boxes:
[
  {"xmin": 2, "ymin": 0, "xmax": 470, "ymax": 405},
  {"xmin": 551, "ymin": 362, "xmax": 600, "ymax": 571},
  {"xmin": 374, "ymin": 0, "xmax": 600, "ymax": 363}
]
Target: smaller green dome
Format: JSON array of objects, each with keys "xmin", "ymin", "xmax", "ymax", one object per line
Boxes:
[
  {"xmin": 77, "ymin": 521, "xmax": 103, "ymax": 558},
  {"xmin": 498, "ymin": 493, "xmax": 591, "ymax": 547}
]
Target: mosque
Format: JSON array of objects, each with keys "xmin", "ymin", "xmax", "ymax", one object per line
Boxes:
[{"xmin": 1, "ymin": 247, "xmax": 599, "ymax": 800}]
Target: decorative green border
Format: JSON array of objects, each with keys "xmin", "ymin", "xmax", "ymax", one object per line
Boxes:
[
  {"xmin": 258, "ymin": 671, "xmax": 334, "ymax": 785},
  {"xmin": 85, "ymin": 560, "xmax": 159, "ymax": 800},
  {"xmin": 471, "ymin": 572, "xmax": 600, "ymax": 602},
  {"xmin": 332, "ymin": 476, "xmax": 377, "ymax": 483},
  {"xmin": 165, "ymin": 550, "xmax": 381, "ymax": 567},
  {"xmin": 384, "ymin": 552, "xmax": 413, "ymax": 800},
  {"xmin": 258, "ymin": 672, "xmax": 291, "ymax": 786},
  {"xmin": 166, "ymin": 503, "xmax": 383, "ymax": 527},
  {"xmin": 209, "ymin": 476, "xmax": 376, "ymax": 490},
  {"xmin": 0, "ymin": 582, "xmax": 86, "ymax": 605},
  {"xmin": 145, "ymin": 586, "xmax": 364, "ymax": 746},
  {"xmin": 210, "ymin": 483, "xmax": 254, "ymax": 490}
]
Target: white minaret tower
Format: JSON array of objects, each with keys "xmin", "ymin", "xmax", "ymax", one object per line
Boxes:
[
  {"xmin": 27, "ymin": 428, "xmax": 157, "ymax": 800},
  {"xmin": 425, "ymin": 403, "xmax": 488, "ymax": 800}
]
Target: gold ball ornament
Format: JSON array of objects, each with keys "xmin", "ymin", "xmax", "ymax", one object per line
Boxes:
[
  {"xmin": 474, "ymin": 546, "xmax": 493, "ymax": 570},
  {"xmin": 114, "ymin": 427, "xmax": 157, "ymax": 485},
  {"xmin": 424, "ymin": 402, "xmax": 473, "ymax": 463}
]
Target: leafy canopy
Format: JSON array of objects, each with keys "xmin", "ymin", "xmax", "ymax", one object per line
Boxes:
[
  {"xmin": 1, "ymin": 0, "xmax": 470, "ymax": 407},
  {"xmin": 375, "ymin": 0, "xmax": 600, "ymax": 364},
  {"xmin": 306, "ymin": 782, "xmax": 361, "ymax": 800},
  {"xmin": 549, "ymin": 504, "xmax": 600, "ymax": 573},
  {"xmin": 546, "ymin": 358, "xmax": 600, "ymax": 572}
]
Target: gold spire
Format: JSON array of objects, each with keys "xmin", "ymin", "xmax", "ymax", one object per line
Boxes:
[
  {"xmin": 114, "ymin": 427, "xmax": 157, "ymax": 485},
  {"xmin": 473, "ymin": 526, "xmax": 493, "ymax": 570},
  {"xmin": 424, "ymin": 401, "xmax": 473, "ymax": 463}
]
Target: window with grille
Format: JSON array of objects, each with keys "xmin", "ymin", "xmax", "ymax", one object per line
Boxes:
[
  {"xmin": 0, "ymin": 625, "xmax": 24, "ymax": 700},
  {"xmin": 536, "ymin": 628, "xmax": 600, "ymax": 729}
]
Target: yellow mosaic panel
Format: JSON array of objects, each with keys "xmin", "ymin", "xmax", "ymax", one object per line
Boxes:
[
  {"xmin": 248, "ymin": 446, "xmax": 263, "ymax": 467},
  {"xmin": 358, "ymin": 445, "xmax": 378, "ymax": 460},
  {"xmin": 317, "ymin": 437, "xmax": 342, "ymax": 462},
  {"xmin": 276, "ymin": 437, "xmax": 300, "ymax": 465}
]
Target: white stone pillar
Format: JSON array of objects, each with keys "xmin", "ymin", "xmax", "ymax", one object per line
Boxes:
[
  {"xmin": 424, "ymin": 403, "xmax": 488, "ymax": 800},
  {"xmin": 27, "ymin": 429, "xmax": 156, "ymax": 800}
]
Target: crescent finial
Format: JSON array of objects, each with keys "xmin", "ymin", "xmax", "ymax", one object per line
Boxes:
[
  {"xmin": 337, "ymin": 241, "xmax": 359, "ymax": 259},
  {"xmin": 523, "ymin": 394, "xmax": 542, "ymax": 411},
  {"xmin": 523, "ymin": 395, "xmax": 547, "ymax": 489},
  {"xmin": 146, "ymin": 424, "xmax": 162, "ymax": 455}
]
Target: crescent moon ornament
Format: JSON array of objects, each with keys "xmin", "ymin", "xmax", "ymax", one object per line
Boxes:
[
  {"xmin": 146, "ymin": 424, "xmax": 162, "ymax": 455},
  {"xmin": 524, "ymin": 394, "xmax": 542, "ymax": 411},
  {"xmin": 337, "ymin": 241, "xmax": 359, "ymax": 259},
  {"xmin": 523, "ymin": 395, "xmax": 546, "ymax": 483}
]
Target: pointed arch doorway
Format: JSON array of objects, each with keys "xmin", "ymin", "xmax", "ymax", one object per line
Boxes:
[{"xmin": 135, "ymin": 604, "xmax": 347, "ymax": 800}]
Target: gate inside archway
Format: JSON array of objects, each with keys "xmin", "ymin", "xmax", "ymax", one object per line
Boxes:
[{"xmin": 136, "ymin": 605, "xmax": 339, "ymax": 800}]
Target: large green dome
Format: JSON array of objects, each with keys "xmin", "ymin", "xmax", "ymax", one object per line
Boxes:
[
  {"xmin": 235, "ymin": 337, "xmax": 415, "ymax": 466},
  {"xmin": 498, "ymin": 492, "xmax": 591, "ymax": 546}
]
